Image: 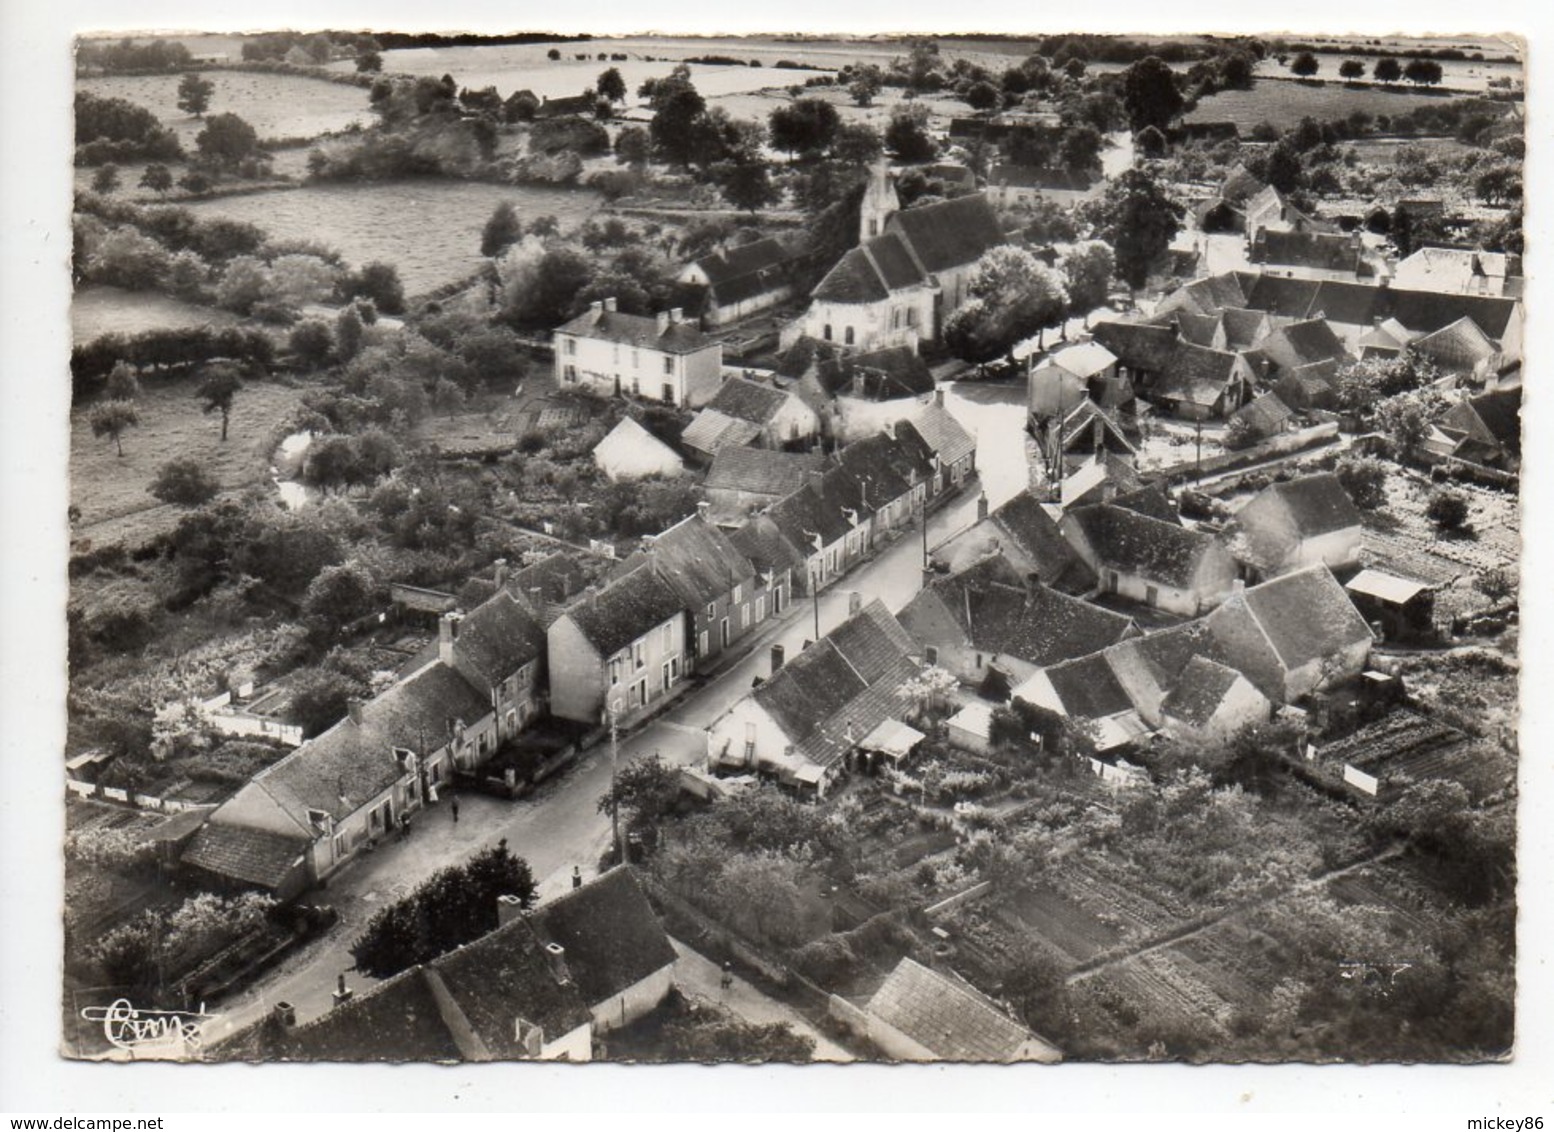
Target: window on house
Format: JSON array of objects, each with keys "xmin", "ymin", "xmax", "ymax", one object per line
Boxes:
[
  {"xmin": 663, "ymin": 623, "xmax": 675, "ymax": 650},
  {"xmin": 565, "ymin": 338, "xmax": 576, "ymax": 355},
  {"xmin": 756, "ymin": 596, "xmax": 765, "ymax": 621},
  {"xmin": 823, "ymin": 324, "xmax": 832, "ymax": 341},
  {"xmin": 632, "ymin": 375, "xmax": 640, "ymax": 395},
  {"xmin": 670, "ymin": 656, "xmax": 680, "ymax": 679},
  {"xmin": 334, "ymin": 832, "xmax": 348, "ymax": 859},
  {"xmin": 907, "ymin": 308, "xmax": 918, "ymax": 327},
  {"xmin": 662, "ymin": 662, "xmax": 673, "ymax": 692},
  {"xmin": 706, "ymin": 602, "xmax": 716, "ymax": 620},
  {"xmin": 744, "ymin": 721, "xmax": 756, "ymax": 760},
  {"xmin": 610, "ymin": 659, "xmax": 622, "ymax": 686},
  {"xmin": 662, "ymin": 383, "xmax": 675, "ymax": 404},
  {"xmin": 663, "ymin": 356, "xmax": 673, "ymax": 375},
  {"xmin": 740, "ymin": 604, "xmax": 750, "ymax": 629},
  {"xmin": 868, "ymin": 218, "xmax": 879, "ymax": 237},
  {"xmin": 629, "ymin": 682, "xmax": 642, "ymax": 708},
  {"xmin": 720, "ymin": 618, "xmax": 731, "ymax": 649},
  {"xmin": 975, "ymin": 653, "xmax": 984, "ymax": 668},
  {"xmin": 563, "ymin": 364, "xmax": 577, "ymax": 382},
  {"xmin": 633, "ymin": 642, "xmax": 646, "ymax": 669},
  {"xmin": 632, "ymin": 349, "xmax": 640, "ymax": 368},
  {"xmin": 845, "ymin": 326, "xmax": 855, "ymax": 346},
  {"xmin": 732, "ymin": 584, "xmax": 742, "ymax": 604},
  {"xmin": 699, "ymin": 629, "xmax": 709, "ymax": 656}
]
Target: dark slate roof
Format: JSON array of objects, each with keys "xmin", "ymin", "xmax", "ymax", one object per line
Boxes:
[
  {"xmin": 1170, "ymin": 310, "xmax": 1220, "ymax": 347},
  {"xmin": 885, "ymin": 192, "xmax": 1007, "ymax": 274},
  {"xmin": 562, "ymin": 562, "xmax": 686, "ymax": 658},
  {"xmin": 433, "ymin": 919, "xmax": 591, "ymax": 1055},
  {"xmin": 812, "ymin": 245, "xmax": 893, "ymax": 304},
  {"xmin": 754, "ymin": 639, "xmax": 868, "ymax": 742},
  {"xmin": 537, "ymin": 94, "xmax": 599, "ymax": 117},
  {"xmin": 283, "ymin": 966, "xmax": 468, "ymax": 1062},
  {"xmin": 1253, "ymin": 318, "xmax": 1351, "ymax": 374},
  {"xmin": 827, "ymin": 598, "xmax": 918, "ymax": 682},
  {"xmin": 728, "ymin": 517, "xmax": 807, "ymax": 576},
  {"xmin": 181, "ymin": 823, "xmax": 308, "ymax": 890},
  {"xmin": 1090, "ymin": 320, "xmax": 1178, "ymax": 373},
  {"xmin": 1220, "ymin": 164, "xmax": 1267, "ymax": 204},
  {"xmin": 1229, "ymin": 273, "xmax": 1521, "ymax": 341},
  {"xmin": 832, "ymin": 428, "xmax": 935, "ymax": 511},
  {"xmin": 1161, "ymin": 656, "xmax": 1250, "ymax": 727},
  {"xmin": 1110, "ymin": 484, "xmax": 1180, "ymax": 525},
  {"xmin": 1067, "ymin": 504, "xmax": 1221, "ymax": 588},
  {"xmin": 905, "ymin": 555, "xmax": 1134, "ymax": 668},
  {"xmin": 1462, "ymin": 388, "xmax": 1522, "ymax": 454},
  {"xmin": 1219, "ymin": 307, "xmax": 1272, "ymax": 350},
  {"xmin": 451, "ymin": 592, "xmax": 546, "ymax": 695},
  {"xmin": 1166, "ymin": 273, "xmax": 1250, "ymax": 316},
  {"xmin": 1208, "ymin": 566, "xmax": 1372, "ymax": 698},
  {"xmin": 681, "ymin": 410, "xmax": 762, "ymax": 455},
  {"xmin": 695, "ymin": 237, "xmax": 793, "ymax": 305},
  {"xmin": 508, "ymin": 553, "xmax": 590, "ymax": 612},
  {"xmin": 706, "ymin": 447, "xmax": 826, "ymax": 497},
  {"xmin": 706, "ymin": 376, "xmax": 792, "ymax": 424},
  {"xmin": 1261, "ymin": 473, "xmax": 1361, "ymax": 538},
  {"xmin": 1230, "ymin": 391, "xmax": 1295, "ymax": 436},
  {"xmin": 868, "ymin": 957, "xmax": 1052, "ymax": 1062},
  {"xmin": 529, "ymin": 867, "xmax": 678, "ymax": 1008},
  {"xmin": 909, "ymin": 401, "xmax": 976, "ymax": 466},
  {"xmin": 1252, "ymin": 230, "xmax": 1361, "ymax": 273},
  {"xmin": 1235, "ymin": 273, "xmax": 1323, "ymax": 320},
  {"xmin": 990, "ymin": 164, "xmax": 1094, "ymax": 191},
  {"xmin": 1410, "ymin": 317, "xmax": 1498, "ymax": 369},
  {"xmin": 817, "ymin": 347, "xmax": 936, "ymax": 401},
  {"xmin": 774, "ymin": 335, "xmax": 842, "ymax": 380},
  {"xmin": 763, "ymin": 476, "xmax": 852, "ymax": 550},
  {"xmin": 989, "ymin": 492, "xmax": 1093, "ymax": 594},
  {"xmin": 1044, "ymin": 652, "xmax": 1136, "ymax": 720},
  {"xmin": 1156, "ymin": 342, "xmax": 1240, "ymax": 407},
  {"xmin": 554, "ymin": 308, "xmax": 715, "ymax": 355},
  {"xmin": 629, "ymin": 515, "xmax": 755, "ymax": 609},
  {"xmin": 262, "ymin": 660, "xmax": 489, "ymax": 824},
  {"xmin": 865, "ymin": 232, "xmax": 930, "ymax": 291}
]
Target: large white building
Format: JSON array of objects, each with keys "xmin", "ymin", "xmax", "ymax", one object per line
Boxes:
[{"xmin": 554, "ymin": 298, "xmax": 723, "ymax": 408}]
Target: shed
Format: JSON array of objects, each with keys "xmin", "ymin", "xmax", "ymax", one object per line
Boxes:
[
  {"xmin": 1345, "ymin": 569, "xmax": 1437, "ymax": 644},
  {"xmin": 945, "ymin": 702, "xmax": 995, "ymax": 756}
]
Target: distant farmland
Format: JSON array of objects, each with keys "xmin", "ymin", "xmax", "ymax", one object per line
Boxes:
[{"xmin": 1183, "ymin": 79, "xmax": 1484, "ymax": 133}]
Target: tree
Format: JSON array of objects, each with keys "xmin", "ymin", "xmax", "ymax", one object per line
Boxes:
[
  {"xmin": 1122, "ymin": 56, "xmax": 1183, "ymax": 134},
  {"xmin": 714, "ymin": 159, "xmax": 780, "ymax": 212},
  {"xmin": 884, "ymin": 104, "xmax": 935, "ymax": 162},
  {"xmin": 194, "ymin": 112, "xmax": 260, "ymax": 171},
  {"xmin": 598, "ymin": 753, "xmax": 682, "ymax": 844},
  {"xmin": 1133, "ymin": 124, "xmax": 1167, "ymax": 158},
  {"xmin": 430, "ymin": 377, "xmax": 466, "ymax": 418},
  {"xmin": 302, "ymin": 434, "xmax": 365, "ymax": 495},
  {"xmin": 849, "ymin": 66, "xmax": 883, "ymax": 107},
  {"xmin": 1290, "ymin": 52, "xmax": 1319, "ymax": 78},
  {"xmin": 302, "ymin": 562, "xmax": 379, "ymax": 636},
  {"xmin": 832, "ymin": 122, "xmax": 883, "ymax": 166},
  {"xmin": 650, "ymin": 83, "xmax": 707, "ymax": 166},
  {"xmin": 1062, "ymin": 239, "xmax": 1114, "ymax": 324},
  {"xmin": 1404, "ymin": 58, "xmax": 1444, "ymax": 87},
  {"xmin": 176, "ymin": 72, "xmax": 215, "ymax": 117},
  {"xmin": 105, "ymin": 361, "xmax": 141, "ymax": 401},
  {"xmin": 89, "ymin": 400, "xmax": 139, "ymax": 457},
  {"xmin": 943, "ymin": 245, "xmax": 1069, "ymax": 362},
  {"xmin": 481, "ymin": 201, "xmax": 523, "ymax": 259},
  {"xmin": 615, "ymin": 125, "xmax": 651, "ymax": 168},
  {"xmin": 547, "ymin": 47, "xmax": 562, "ymax": 61},
  {"xmin": 1335, "ymin": 456, "xmax": 1388, "ymax": 510},
  {"xmin": 1374, "ymin": 389, "xmax": 1438, "ymax": 458},
  {"xmin": 149, "ymin": 458, "xmax": 220, "ymax": 507},
  {"xmin": 138, "ymin": 162, "xmax": 174, "ymax": 198},
  {"xmin": 1475, "ymin": 566, "xmax": 1516, "ymax": 605},
  {"xmin": 965, "ymin": 80, "xmax": 1000, "ymax": 111},
  {"xmin": 356, "ymin": 49, "xmax": 383, "ymax": 73},
  {"xmin": 349, "ymin": 261, "xmax": 406, "ymax": 314},
  {"xmin": 91, "ymin": 164, "xmax": 121, "ymax": 194},
  {"xmin": 596, "ymin": 66, "xmax": 627, "ymax": 104},
  {"xmin": 1374, "ymin": 57, "xmax": 1403, "ymax": 85},
  {"xmin": 1056, "ymin": 123, "xmax": 1104, "ymax": 177},
  {"xmin": 1090, "ymin": 167, "xmax": 1182, "ymax": 293},
  {"xmin": 1426, "ymin": 488, "xmax": 1471, "ymax": 533},
  {"xmin": 1339, "ymin": 59, "xmax": 1366, "ymax": 81},
  {"xmin": 768, "ymin": 98, "xmax": 841, "ymax": 160},
  {"xmin": 197, "ymin": 362, "xmax": 243, "ymax": 441},
  {"xmin": 177, "ymin": 169, "xmax": 212, "ymax": 195},
  {"xmin": 1473, "ymin": 164, "xmax": 1522, "ymax": 207},
  {"xmin": 334, "ymin": 304, "xmax": 365, "ymax": 362},
  {"xmin": 1064, "ymin": 57, "xmax": 1086, "ymax": 80},
  {"xmin": 1391, "ymin": 203, "xmax": 1416, "ymax": 258},
  {"xmin": 288, "ymin": 320, "xmax": 334, "ymax": 366}
]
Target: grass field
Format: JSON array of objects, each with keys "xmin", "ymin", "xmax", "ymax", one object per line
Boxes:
[
  {"xmin": 78, "ymin": 71, "xmax": 372, "ymax": 145},
  {"xmin": 1184, "ymin": 78, "xmax": 1483, "ymax": 133},
  {"xmin": 70, "ymin": 375, "xmax": 307, "ymax": 531},
  {"xmin": 172, "ymin": 179, "xmax": 604, "ymax": 294},
  {"xmin": 73, "ymin": 285, "xmax": 241, "ymax": 345}
]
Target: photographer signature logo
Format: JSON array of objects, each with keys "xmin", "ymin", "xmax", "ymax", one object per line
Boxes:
[{"xmin": 81, "ymin": 999, "xmax": 217, "ymax": 1058}]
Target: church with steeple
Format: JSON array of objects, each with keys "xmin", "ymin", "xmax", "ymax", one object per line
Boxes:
[{"xmin": 794, "ymin": 161, "xmax": 1008, "ymax": 355}]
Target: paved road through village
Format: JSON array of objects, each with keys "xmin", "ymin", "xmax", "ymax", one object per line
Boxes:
[{"xmin": 203, "ymin": 381, "xmax": 1030, "ymax": 1047}]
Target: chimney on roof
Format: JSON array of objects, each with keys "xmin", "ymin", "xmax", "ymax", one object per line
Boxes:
[
  {"xmin": 603, "ymin": 296, "xmax": 617, "ymax": 313},
  {"xmin": 543, "ymin": 941, "xmax": 572, "ymax": 986},
  {"xmin": 848, "ymin": 591, "xmax": 863, "ymax": 617},
  {"xmin": 439, "ymin": 611, "xmax": 463, "ymax": 666},
  {"xmin": 589, "ymin": 300, "xmax": 604, "ymax": 318},
  {"xmin": 770, "ymin": 644, "xmax": 785, "ymax": 674},
  {"xmin": 696, "ymin": 500, "xmax": 710, "ymax": 521},
  {"xmin": 496, "ymin": 893, "xmax": 526, "ymax": 928},
  {"xmin": 656, "ymin": 310, "xmax": 671, "ymax": 335},
  {"xmin": 346, "ymin": 698, "xmax": 365, "ymax": 726},
  {"xmin": 669, "ymin": 307, "xmax": 683, "ymax": 325},
  {"xmin": 494, "ymin": 558, "xmax": 509, "ymax": 589},
  {"xmin": 977, "ymin": 492, "xmax": 989, "ymax": 522},
  {"xmin": 935, "ymin": 388, "xmax": 945, "ymax": 408},
  {"xmin": 1232, "ymin": 577, "xmax": 1246, "ymax": 594},
  {"xmin": 272, "ymin": 1002, "xmax": 297, "ymax": 1029}
]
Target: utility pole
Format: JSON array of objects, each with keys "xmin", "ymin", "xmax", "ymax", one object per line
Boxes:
[
  {"xmin": 1194, "ymin": 421, "xmax": 1203, "ymax": 482},
  {"xmin": 920, "ymin": 499, "xmax": 929, "ymax": 570},
  {"xmin": 812, "ymin": 571, "xmax": 821, "ymax": 641},
  {"xmin": 608, "ymin": 708, "xmax": 625, "ymax": 868}
]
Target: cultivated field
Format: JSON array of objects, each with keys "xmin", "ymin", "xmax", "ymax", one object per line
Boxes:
[
  {"xmin": 77, "ymin": 72, "xmax": 372, "ymax": 145},
  {"xmin": 70, "ymin": 374, "xmax": 307, "ymax": 531},
  {"xmin": 1183, "ymin": 79, "xmax": 1486, "ymax": 133},
  {"xmin": 72, "ymin": 285, "xmax": 240, "ymax": 345},
  {"xmin": 172, "ymin": 179, "xmax": 604, "ymax": 294}
]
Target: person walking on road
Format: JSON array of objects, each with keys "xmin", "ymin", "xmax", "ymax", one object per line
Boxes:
[{"xmin": 451, "ymin": 797, "xmax": 459, "ymax": 824}]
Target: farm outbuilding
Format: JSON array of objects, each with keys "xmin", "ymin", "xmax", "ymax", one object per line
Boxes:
[{"xmin": 1345, "ymin": 569, "xmax": 1437, "ymax": 644}]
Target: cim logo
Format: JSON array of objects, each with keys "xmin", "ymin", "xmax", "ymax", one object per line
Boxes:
[{"xmin": 80, "ymin": 999, "xmax": 217, "ymax": 1059}]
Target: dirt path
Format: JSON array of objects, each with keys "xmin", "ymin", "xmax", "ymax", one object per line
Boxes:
[{"xmin": 1064, "ymin": 843, "xmax": 1405, "ymax": 985}]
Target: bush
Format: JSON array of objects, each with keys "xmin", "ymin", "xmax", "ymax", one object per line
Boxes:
[
  {"xmin": 149, "ymin": 458, "xmax": 221, "ymax": 507},
  {"xmin": 1335, "ymin": 456, "xmax": 1388, "ymax": 510},
  {"xmin": 1426, "ymin": 488, "xmax": 1471, "ymax": 532}
]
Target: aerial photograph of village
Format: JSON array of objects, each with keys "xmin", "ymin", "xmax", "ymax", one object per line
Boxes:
[{"xmin": 59, "ymin": 25, "xmax": 1522, "ymax": 1067}]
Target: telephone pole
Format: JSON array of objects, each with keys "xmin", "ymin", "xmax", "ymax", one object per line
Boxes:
[{"xmin": 608, "ymin": 708, "xmax": 625, "ymax": 867}]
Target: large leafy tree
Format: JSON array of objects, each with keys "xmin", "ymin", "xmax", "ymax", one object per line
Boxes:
[
  {"xmin": 89, "ymin": 400, "xmax": 139, "ymax": 457},
  {"xmin": 596, "ymin": 66, "xmax": 627, "ymax": 105},
  {"xmin": 768, "ymin": 98, "xmax": 841, "ymax": 160},
  {"xmin": 149, "ymin": 458, "xmax": 220, "ymax": 507},
  {"xmin": 176, "ymin": 72, "xmax": 215, "ymax": 117},
  {"xmin": 1121, "ymin": 56, "xmax": 1183, "ymax": 134},
  {"xmin": 1089, "ymin": 167, "xmax": 1182, "ymax": 292},
  {"xmin": 944, "ymin": 245, "xmax": 1069, "ymax": 362},
  {"xmin": 481, "ymin": 201, "xmax": 523, "ymax": 258},
  {"xmin": 194, "ymin": 112, "xmax": 260, "ymax": 171},
  {"xmin": 884, "ymin": 104, "xmax": 935, "ymax": 162},
  {"xmin": 650, "ymin": 81, "xmax": 706, "ymax": 166},
  {"xmin": 197, "ymin": 362, "xmax": 243, "ymax": 441},
  {"xmin": 1062, "ymin": 239, "xmax": 1115, "ymax": 324}
]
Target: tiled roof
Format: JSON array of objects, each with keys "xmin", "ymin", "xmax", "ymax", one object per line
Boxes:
[
  {"xmin": 868, "ymin": 957, "xmax": 1055, "ymax": 1062},
  {"xmin": 1252, "ymin": 230, "xmax": 1361, "ymax": 273},
  {"xmin": 865, "ymin": 231, "xmax": 930, "ymax": 291},
  {"xmin": 827, "ymin": 599, "xmax": 918, "ymax": 682},
  {"xmin": 727, "ymin": 516, "xmax": 807, "ymax": 576},
  {"xmin": 681, "ymin": 410, "xmax": 763, "ymax": 456},
  {"xmin": 705, "ymin": 376, "xmax": 793, "ymax": 425},
  {"xmin": 283, "ymin": 966, "xmax": 468, "ymax": 1062},
  {"xmin": 706, "ymin": 447, "xmax": 826, "ymax": 497},
  {"xmin": 818, "ymin": 346, "xmax": 937, "ymax": 401},
  {"xmin": 1048, "ymin": 341, "xmax": 1119, "ymax": 380},
  {"xmin": 886, "ymin": 192, "xmax": 1007, "ymax": 275},
  {"xmin": 1266, "ymin": 473, "xmax": 1361, "ymax": 537},
  {"xmin": 909, "ymin": 401, "xmax": 976, "ymax": 466},
  {"xmin": 593, "ymin": 417, "xmax": 682, "ymax": 478},
  {"xmin": 1227, "ymin": 473, "xmax": 1361, "ymax": 574},
  {"xmin": 988, "ymin": 492, "xmax": 1093, "ymax": 594},
  {"xmin": 561, "ymin": 561, "xmax": 686, "ymax": 658},
  {"xmin": 1170, "ymin": 310, "xmax": 1220, "ymax": 347},
  {"xmin": 774, "ymin": 335, "xmax": 842, "ymax": 381},
  {"xmin": 1410, "ymin": 316, "xmax": 1498, "ymax": 369},
  {"xmin": 1230, "ymin": 391, "xmax": 1294, "ymax": 436},
  {"xmin": 1219, "ymin": 307, "xmax": 1272, "ymax": 350},
  {"xmin": 1110, "ymin": 484, "xmax": 1180, "ymax": 525},
  {"xmin": 1090, "ymin": 319, "xmax": 1178, "ymax": 373},
  {"xmin": 508, "ymin": 553, "xmax": 590, "ymax": 613},
  {"xmin": 529, "ymin": 867, "xmax": 678, "ymax": 1007},
  {"xmin": 832, "ymin": 430, "xmax": 932, "ymax": 512},
  {"xmin": 1156, "ymin": 342, "xmax": 1241, "ymax": 408},
  {"xmin": 1460, "ymin": 388, "xmax": 1521, "ymax": 453},
  {"xmin": 695, "ymin": 237, "xmax": 794, "ymax": 305},
  {"xmin": 812, "ymin": 245, "xmax": 894, "ymax": 304},
  {"xmin": 1160, "ymin": 656, "xmax": 1251, "ymax": 728},
  {"xmin": 450, "ymin": 592, "xmax": 545, "ymax": 695},
  {"xmin": 794, "ymin": 653, "xmax": 919, "ymax": 771},
  {"xmin": 259, "ymin": 660, "xmax": 489, "ymax": 825},
  {"xmin": 1253, "ymin": 318, "xmax": 1351, "ymax": 374},
  {"xmin": 1042, "ymin": 652, "xmax": 1136, "ymax": 722},
  {"xmin": 181, "ymin": 822, "xmax": 308, "ymax": 890},
  {"xmin": 1066, "ymin": 503, "xmax": 1222, "ymax": 589},
  {"xmin": 433, "ymin": 919, "xmax": 591, "ymax": 1056},
  {"xmin": 627, "ymin": 514, "xmax": 754, "ymax": 609},
  {"xmin": 554, "ymin": 307, "xmax": 716, "ymax": 355},
  {"xmin": 764, "ymin": 475, "xmax": 853, "ymax": 549},
  {"xmin": 1207, "ymin": 565, "xmax": 1372, "ymax": 699},
  {"xmin": 1220, "ymin": 164, "xmax": 1267, "ymax": 204},
  {"xmin": 1227, "ymin": 273, "xmax": 1521, "ymax": 341},
  {"xmin": 754, "ymin": 639, "xmax": 869, "ymax": 742}
]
